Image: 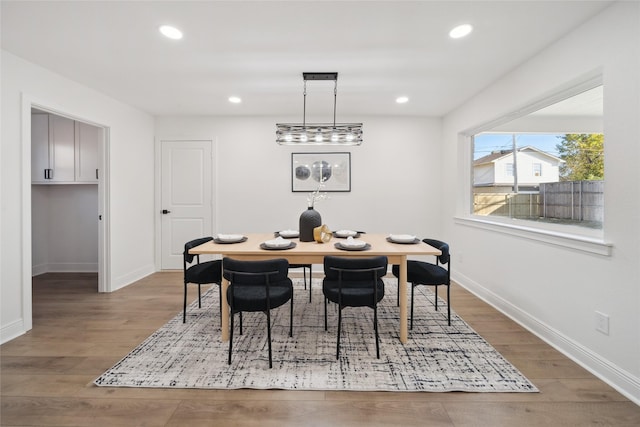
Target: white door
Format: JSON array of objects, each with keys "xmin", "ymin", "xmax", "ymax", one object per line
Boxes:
[{"xmin": 160, "ymin": 140, "xmax": 213, "ymax": 269}]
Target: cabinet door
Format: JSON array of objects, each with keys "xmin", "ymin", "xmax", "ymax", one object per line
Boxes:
[
  {"xmin": 75, "ymin": 121, "xmax": 100, "ymax": 183},
  {"xmin": 31, "ymin": 114, "xmax": 50, "ymax": 183},
  {"xmin": 49, "ymin": 115, "xmax": 76, "ymax": 182}
]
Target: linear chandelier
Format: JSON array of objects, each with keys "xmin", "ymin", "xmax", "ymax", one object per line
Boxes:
[{"xmin": 276, "ymin": 72, "xmax": 363, "ymax": 145}]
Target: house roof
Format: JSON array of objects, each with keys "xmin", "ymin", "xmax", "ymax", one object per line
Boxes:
[{"xmin": 474, "ymin": 146, "xmax": 564, "ymax": 166}]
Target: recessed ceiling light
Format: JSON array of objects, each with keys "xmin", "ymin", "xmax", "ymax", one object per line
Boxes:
[
  {"xmin": 159, "ymin": 25, "xmax": 183, "ymax": 40},
  {"xmin": 396, "ymin": 96, "xmax": 409, "ymax": 104},
  {"xmin": 228, "ymin": 96, "xmax": 242, "ymax": 104},
  {"xmin": 449, "ymin": 24, "xmax": 473, "ymax": 39}
]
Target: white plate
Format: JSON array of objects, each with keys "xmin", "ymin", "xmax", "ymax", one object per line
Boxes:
[
  {"xmin": 216, "ymin": 234, "xmax": 244, "ymax": 242},
  {"xmin": 335, "ymin": 229, "xmax": 358, "ymax": 237},
  {"xmin": 389, "ymin": 234, "xmax": 417, "ymax": 243},
  {"xmin": 264, "ymin": 237, "xmax": 291, "ymax": 248},
  {"xmin": 341, "ymin": 237, "xmax": 367, "ymax": 248},
  {"xmin": 278, "ymin": 229, "xmax": 299, "ymax": 238}
]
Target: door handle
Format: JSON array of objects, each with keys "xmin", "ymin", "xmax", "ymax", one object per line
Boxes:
[{"xmin": 162, "ymin": 209, "xmax": 171, "ymax": 214}]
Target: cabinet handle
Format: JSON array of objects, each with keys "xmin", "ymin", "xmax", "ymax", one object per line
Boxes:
[
  {"xmin": 96, "ymin": 169, "xmax": 99, "ymax": 180},
  {"xmin": 44, "ymin": 169, "xmax": 48, "ymax": 179}
]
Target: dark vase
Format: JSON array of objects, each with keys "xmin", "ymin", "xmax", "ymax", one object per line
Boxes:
[{"xmin": 299, "ymin": 207, "xmax": 322, "ymax": 242}]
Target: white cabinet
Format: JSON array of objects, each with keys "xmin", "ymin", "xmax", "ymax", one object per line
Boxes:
[
  {"xmin": 31, "ymin": 113, "xmax": 100, "ymax": 184},
  {"xmin": 31, "ymin": 113, "xmax": 51, "ymax": 182},
  {"xmin": 75, "ymin": 121, "xmax": 100, "ymax": 183}
]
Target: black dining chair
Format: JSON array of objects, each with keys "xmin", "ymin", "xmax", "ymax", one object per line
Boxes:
[
  {"xmin": 289, "ymin": 264, "xmax": 312, "ymax": 302},
  {"xmin": 223, "ymin": 257, "xmax": 294, "ymax": 368},
  {"xmin": 183, "ymin": 237, "xmax": 222, "ymax": 323},
  {"xmin": 323, "ymin": 256, "xmax": 388, "ymax": 359},
  {"xmin": 392, "ymin": 238, "xmax": 451, "ymax": 327}
]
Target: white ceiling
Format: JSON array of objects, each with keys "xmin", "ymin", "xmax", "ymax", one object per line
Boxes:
[{"xmin": 1, "ymin": 1, "xmax": 612, "ymax": 118}]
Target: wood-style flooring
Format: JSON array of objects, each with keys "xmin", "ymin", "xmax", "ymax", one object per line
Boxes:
[{"xmin": 1, "ymin": 272, "xmax": 639, "ymax": 426}]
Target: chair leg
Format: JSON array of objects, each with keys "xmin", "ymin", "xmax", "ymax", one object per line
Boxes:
[
  {"xmin": 228, "ymin": 311, "xmax": 234, "ymax": 365},
  {"xmin": 183, "ymin": 282, "xmax": 188, "ymax": 323},
  {"xmin": 218, "ymin": 284, "xmax": 222, "ymax": 324},
  {"xmin": 434, "ymin": 285, "xmax": 439, "ymax": 311},
  {"xmin": 308, "ymin": 267, "xmax": 312, "ymax": 303},
  {"xmin": 410, "ymin": 284, "xmax": 415, "ymax": 330},
  {"xmin": 302, "ymin": 268, "xmax": 307, "ymax": 290},
  {"xmin": 266, "ymin": 309, "xmax": 273, "ymax": 368},
  {"xmin": 447, "ymin": 284, "xmax": 451, "ymax": 326},
  {"xmin": 324, "ymin": 297, "xmax": 328, "ymax": 331},
  {"xmin": 198, "ymin": 284, "xmax": 202, "ymax": 308},
  {"xmin": 336, "ymin": 305, "xmax": 342, "ymax": 360},
  {"xmin": 290, "ymin": 293, "xmax": 294, "ymax": 337},
  {"xmin": 374, "ymin": 303, "xmax": 380, "ymax": 359}
]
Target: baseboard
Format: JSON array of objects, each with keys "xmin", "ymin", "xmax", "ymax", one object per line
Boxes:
[
  {"xmin": 452, "ymin": 271, "xmax": 640, "ymax": 406},
  {"xmin": 111, "ymin": 264, "xmax": 156, "ymax": 292},
  {"xmin": 32, "ymin": 262, "xmax": 98, "ymax": 276},
  {"xmin": 0, "ymin": 318, "xmax": 26, "ymax": 345}
]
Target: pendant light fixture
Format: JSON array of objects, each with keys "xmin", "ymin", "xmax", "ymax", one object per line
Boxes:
[{"xmin": 276, "ymin": 72, "xmax": 363, "ymax": 145}]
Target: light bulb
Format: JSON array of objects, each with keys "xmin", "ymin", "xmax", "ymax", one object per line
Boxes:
[
  {"xmin": 300, "ymin": 133, "xmax": 308, "ymax": 143},
  {"xmin": 284, "ymin": 133, "xmax": 293, "ymax": 142},
  {"xmin": 315, "ymin": 130, "xmax": 323, "ymax": 143},
  {"xmin": 449, "ymin": 24, "xmax": 473, "ymax": 39},
  {"xmin": 159, "ymin": 25, "xmax": 183, "ymax": 40},
  {"xmin": 331, "ymin": 132, "xmax": 339, "ymax": 142}
]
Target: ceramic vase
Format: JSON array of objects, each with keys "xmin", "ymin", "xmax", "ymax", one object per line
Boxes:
[{"xmin": 299, "ymin": 207, "xmax": 321, "ymax": 242}]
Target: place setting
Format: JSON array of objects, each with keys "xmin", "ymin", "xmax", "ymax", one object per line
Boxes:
[
  {"xmin": 332, "ymin": 229, "xmax": 363, "ymax": 238},
  {"xmin": 386, "ymin": 234, "xmax": 421, "ymax": 244},
  {"xmin": 260, "ymin": 236, "xmax": 297, "ymax": 250},
  {"xmin": 213, "ymin": 233, "xmax": 247, "ymax": 244},
  {"xmin": 274, "ymin": 229, "xmax": 299, "ymax": 238},
  {"xmin": 334, "ymin": 235, "xmax": 370, "ymax": 251}
]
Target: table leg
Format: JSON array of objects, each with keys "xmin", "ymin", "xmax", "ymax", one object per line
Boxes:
[
  {"xmin": 221, "ymin": 276, "xmax": 229, "ymax": 341},
  {"xmin": 399, "ymin": 255, "xmax": 408, "ymax": 344}
]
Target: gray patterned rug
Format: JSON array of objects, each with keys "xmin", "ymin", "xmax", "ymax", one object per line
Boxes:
[{"xmin": 94, "ymin": 279, "xmax": 537, "ymax": 392}]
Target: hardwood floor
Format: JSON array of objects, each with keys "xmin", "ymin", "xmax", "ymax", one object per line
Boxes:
[{"xmin": 2, "ymin": 272, "xmax": 639, "ymax": 426}]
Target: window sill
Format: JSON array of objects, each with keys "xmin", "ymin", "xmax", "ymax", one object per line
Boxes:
[{"xmin": 454, "ymin": 216, "xmax": 612, "ymax": 256}]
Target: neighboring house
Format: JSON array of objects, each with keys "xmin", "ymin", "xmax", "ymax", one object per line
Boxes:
[{"xmin": 473, "ymin": 145, "xmax": 565, "ymax": 192}]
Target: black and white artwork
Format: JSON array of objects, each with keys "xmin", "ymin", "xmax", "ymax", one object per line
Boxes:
[{"xmin": 291, "ymin": 152, "xmax": 351, "ymax": 192}]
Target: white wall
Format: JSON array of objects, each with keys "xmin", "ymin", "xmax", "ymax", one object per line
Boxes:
[
  {"xmin": 442, "ymin": 2, "xmax": 640, "ymax": 403},
  {"xmin": 31, "ymin": 185, "xmax": 99, "ymax": 275},
  {"xmin": 155, "ymin": 115, "xmax": 442, "ymax": 238},
  {"xmin": 1, "ymin": 51, "xmax": 156, "ymax": 342}
]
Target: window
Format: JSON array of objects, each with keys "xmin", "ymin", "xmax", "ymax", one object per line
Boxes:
[
  {"xmin": 471, "ymin": 84, "xmax": 604, "ymax": 230},
  {"xmin": 506, "ymin": 163, "xmax": 514, "ymax": 176},
  {"xmin": 533, "ymin": 163, "xmax": 542, "ymax": 176}
]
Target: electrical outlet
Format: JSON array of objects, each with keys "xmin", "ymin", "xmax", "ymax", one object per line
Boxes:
[{"xmin": 595, "ymin": 311, "xmax": 609, "ymax": 335}]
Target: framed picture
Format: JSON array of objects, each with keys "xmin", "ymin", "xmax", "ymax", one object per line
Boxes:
[{"xmin": 291, "ymin": 152, "xmax": 351, "ymax": 192}]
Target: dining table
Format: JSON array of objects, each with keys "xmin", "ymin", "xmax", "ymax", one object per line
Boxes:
[{"xmin": 189, "ymin": 232, "xmax": 442, "ymax": 344}]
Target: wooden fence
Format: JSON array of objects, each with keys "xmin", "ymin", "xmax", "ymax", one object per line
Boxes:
[
  {"xmin": 540, "ymin": 180, "xmax": 603, "ymax": 222},
  {"xmin": 473, "ymin": 180, "xmax": 603, "ymax": 223}
]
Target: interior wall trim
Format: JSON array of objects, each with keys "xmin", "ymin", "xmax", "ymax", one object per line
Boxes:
[{"xmin": 452, "ymin": 271, "xmax": 640, "ymax": 406}]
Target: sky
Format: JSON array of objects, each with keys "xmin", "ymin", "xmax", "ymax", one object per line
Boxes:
[{"xmin": 474, "ymin": 133, "xmax": 563, "ymax": 160}]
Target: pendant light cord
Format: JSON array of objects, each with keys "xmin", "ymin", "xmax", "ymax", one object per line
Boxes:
[
  {"xmin": 333, "ymin": 80, "xmax": 337, "ymax": 127},
  {"xmin": 303, "ymin": 80, "xmax": 307, "ymax": 128}
]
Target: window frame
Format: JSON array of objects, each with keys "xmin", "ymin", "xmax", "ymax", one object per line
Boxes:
[{"xmin": 457, "ymin": 74, "xmax": 612, "ymax": 256}]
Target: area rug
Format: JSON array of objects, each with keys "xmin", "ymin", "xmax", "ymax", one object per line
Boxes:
[{"xmin": 94, "ymin": 279, "xmax": 537, "ymax": 392}]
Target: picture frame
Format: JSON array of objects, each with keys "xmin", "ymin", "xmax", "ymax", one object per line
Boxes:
[{"xmin": 291, "ymin": 152, "xmax": 351, "ymax": 192}]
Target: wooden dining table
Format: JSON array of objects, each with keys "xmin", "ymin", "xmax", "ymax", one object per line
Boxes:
[{"xmin": 189, "ymin": 233, "xmax": 441, "ymax": 344}]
